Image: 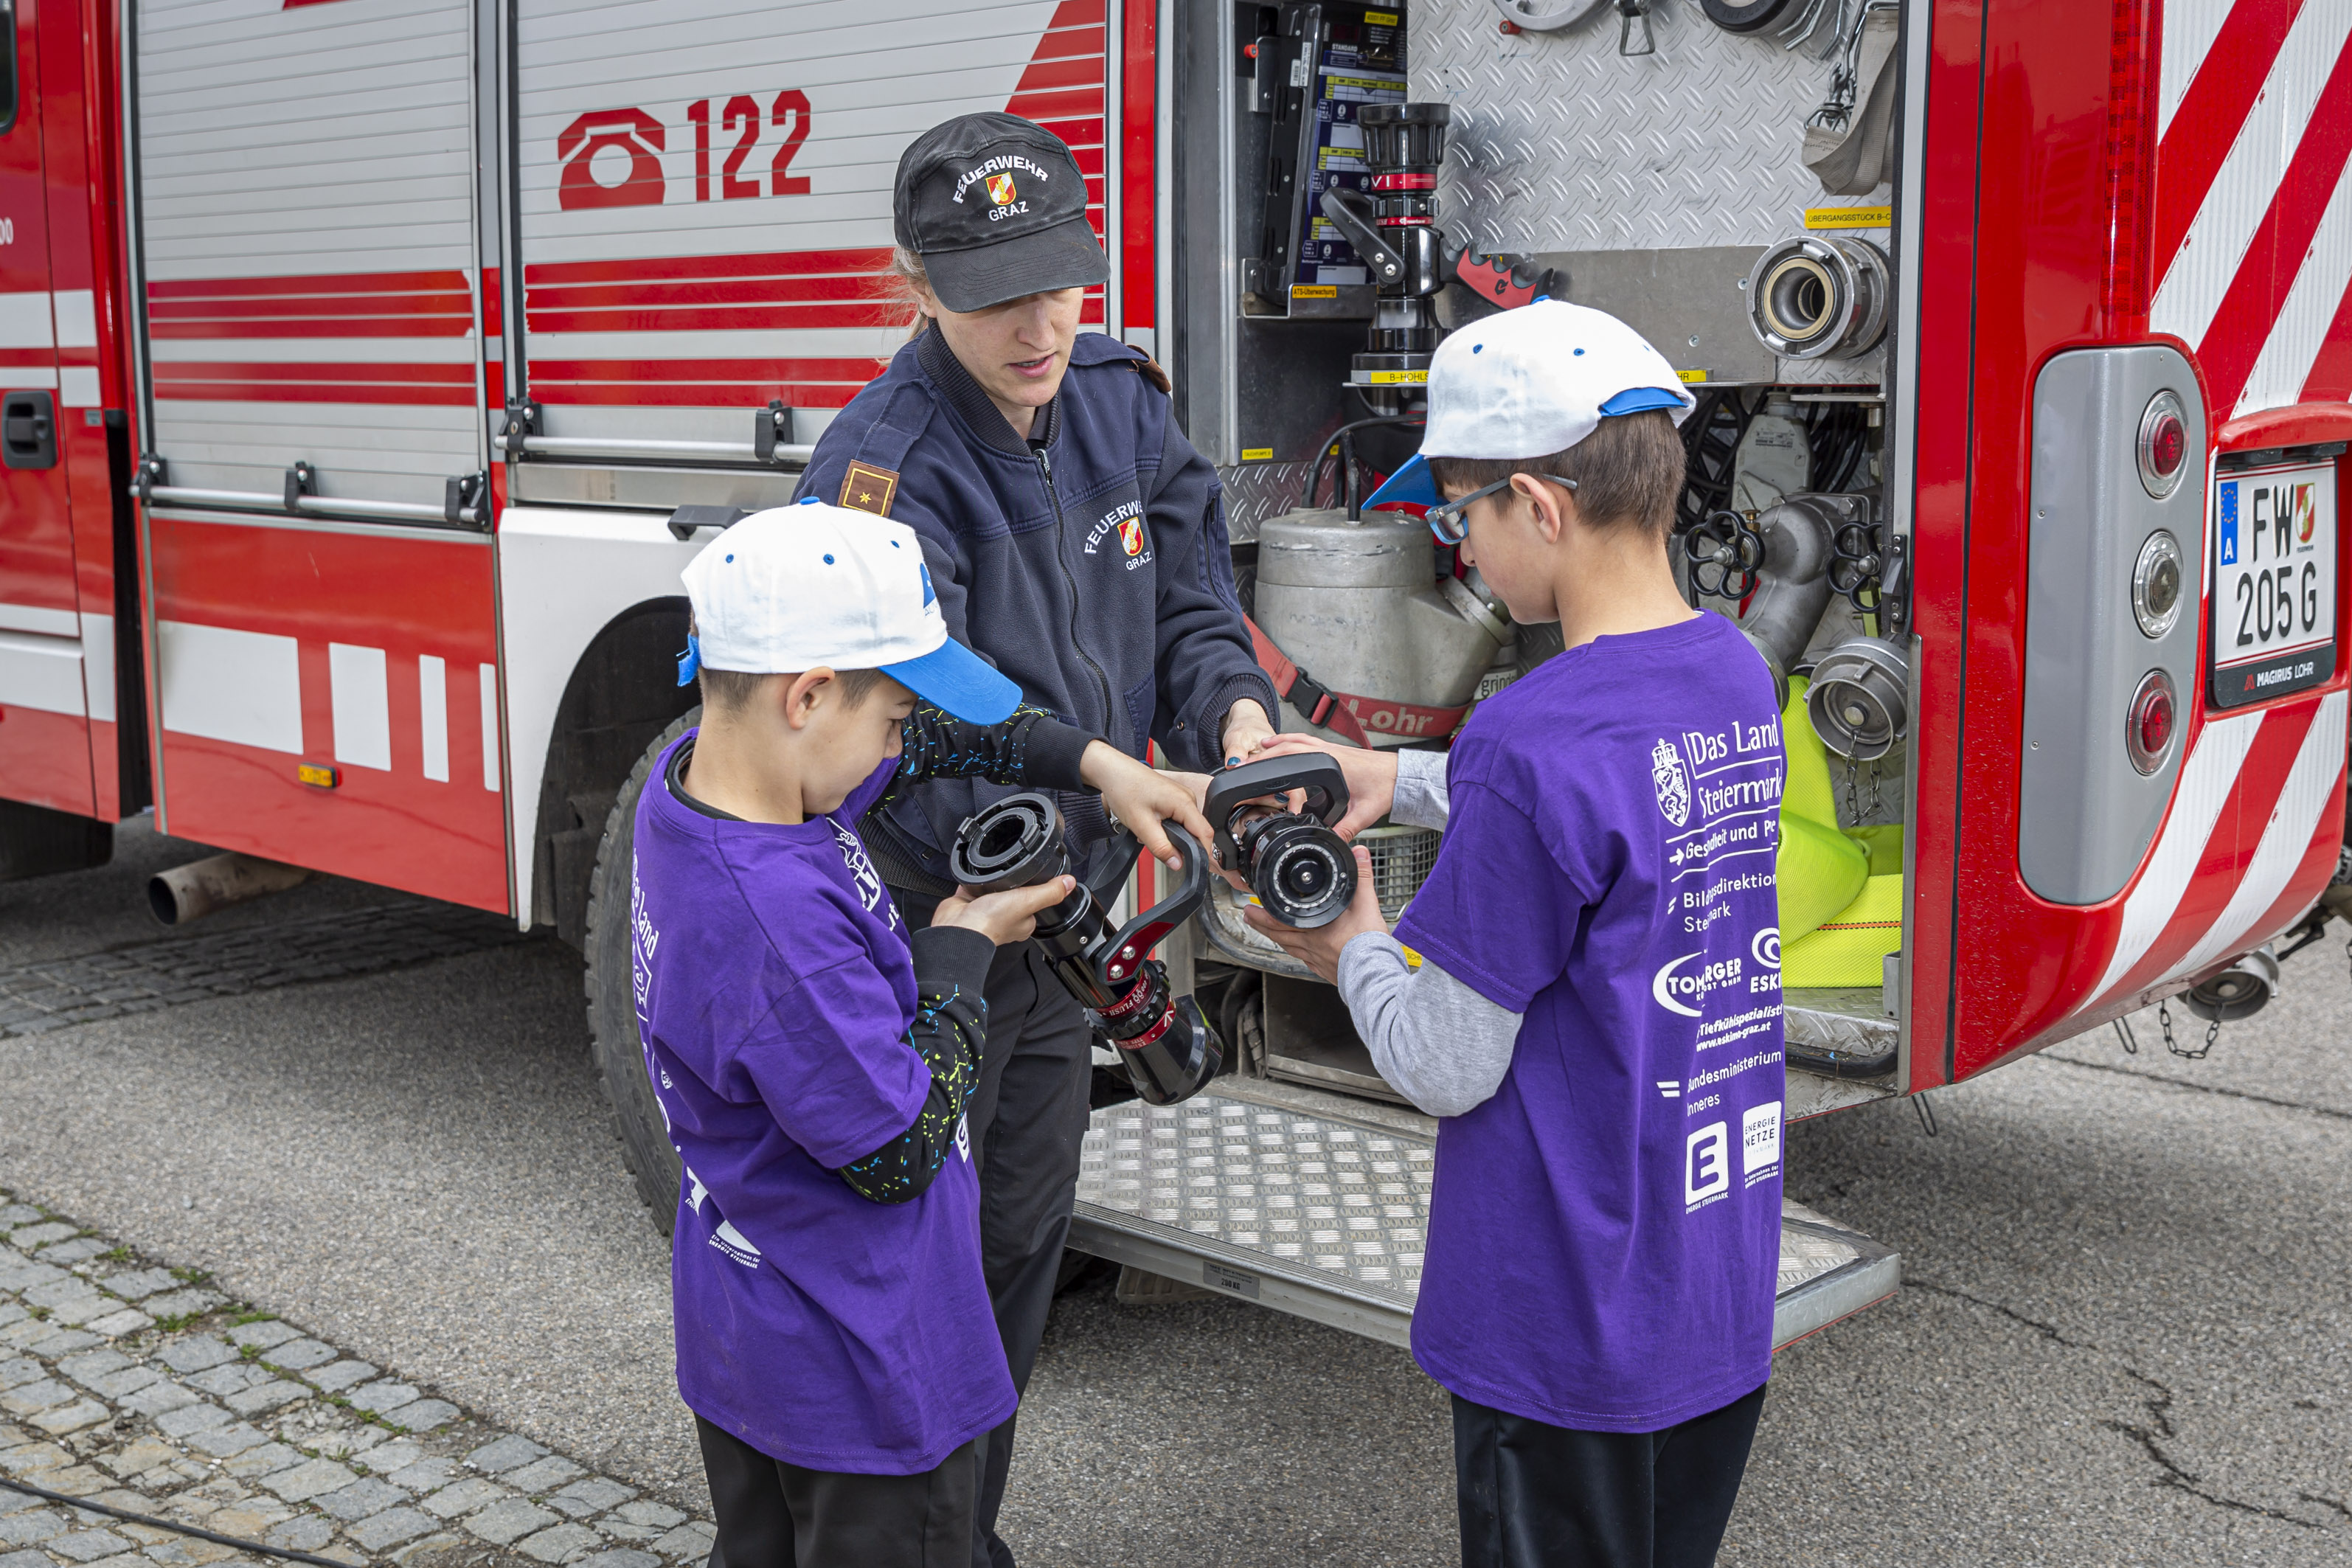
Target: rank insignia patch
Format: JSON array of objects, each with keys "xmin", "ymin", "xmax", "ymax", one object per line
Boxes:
[{"xmin": 839, "ymin": 461, "xmax": 901, "ymax": 518}]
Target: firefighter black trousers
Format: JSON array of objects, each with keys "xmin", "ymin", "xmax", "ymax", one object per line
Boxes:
[
  {"xmin": 1451, "ymin": 1383, "xmax": 1768, "ymax": 1568},
  {"xmin": 892, "ymin": 889, "xmax": 1096, "ymax": 1568}
]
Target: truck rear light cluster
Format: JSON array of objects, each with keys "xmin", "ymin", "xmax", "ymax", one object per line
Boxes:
[
  {"xmin": 2137, "ymin": 389, "xmax": 2187, "ymax": 499},
  {"xmin": 2126, "ymin": 668, "xmax": 2176, "ymax": 774}
]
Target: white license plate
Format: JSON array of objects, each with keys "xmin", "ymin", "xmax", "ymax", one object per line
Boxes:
[{"xmin": 2210, "ymin": 460, "xmax": 2336, "ymax": 709}]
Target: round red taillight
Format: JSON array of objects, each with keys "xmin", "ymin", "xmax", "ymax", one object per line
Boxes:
[
  {"xmin": 2137, "ymin": 389, "xmax": 2190, "ymax": 499},
  {"xmin": 2126, "ymin": 669, "xmax": 2176, "ymax": 774}
]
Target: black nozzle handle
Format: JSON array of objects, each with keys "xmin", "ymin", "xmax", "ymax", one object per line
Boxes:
[
  {"xmin": 1201, "ymin": 753, "xmax": 1351, "ymax": 869},
  {"xmin": 1318, "ymin": 188, "xmax": 1406, "ymax": 288},
  {"xmin": 1094, "ymin": 825, "xmax": 1210, "ymax": 991}
]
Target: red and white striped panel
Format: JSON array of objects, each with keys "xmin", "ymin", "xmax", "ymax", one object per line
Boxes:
[
  {"xmin": 513, "ymin": 0, "xmax": 1107, "ymax": 420},
  {"xmin": 2078, "ymin": 687, "xmax": 2347, "ymax": 1013},
  {"xmin": 2151, "ymin": 0, "xmax": 2352, "ymax": 419}
]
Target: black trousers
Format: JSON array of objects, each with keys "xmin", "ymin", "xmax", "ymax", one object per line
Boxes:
[
  {"xmin": 698, "ymin": 1416, "xmax": 982, "ymax": 1568},
  {"xmin": 1452, "ymin": 1383, "xmax": 1769, "ymax": 1568},
  {"xmin": 891, "ymin": 889, "xmax": 1096, "ymax": 1568}
]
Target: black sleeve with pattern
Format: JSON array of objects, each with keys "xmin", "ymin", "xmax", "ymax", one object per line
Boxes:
[
  {"xmin": 835, "ymin": 926, "xmax": 996, "ymax": 1204},
  {"xmin": 889, "ymin": 701, "xmax": 1099, "ymax": 794}
]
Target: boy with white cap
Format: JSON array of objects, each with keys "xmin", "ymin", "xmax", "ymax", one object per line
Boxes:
[
  {"xmin": 631, "ymin": 500, "xmax": 1208, "ymax": 1568},
  {"xmin": 1246, "ymin": 302, "xmax": 1788, "ymax": 1568}
]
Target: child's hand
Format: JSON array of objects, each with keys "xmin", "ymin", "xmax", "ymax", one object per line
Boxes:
[
  {"xmin": 1079, "ymin": 741, "xmax": 1218, "ymax": 867},
  {"xmin": 1243, "ymin": 844, "xmax": 1387, "ymax": 983},
  {"xmin": 934, "ymin": 876, "xmax": 1075, "ymax": 946}
]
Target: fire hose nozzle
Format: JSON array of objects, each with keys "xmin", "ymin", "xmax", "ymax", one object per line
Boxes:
[{"xmin": 951, "ymin": 794, "xmax": 1224, "ymax": 1106}]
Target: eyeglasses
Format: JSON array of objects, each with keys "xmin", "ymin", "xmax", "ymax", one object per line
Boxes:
[{"xmin": 1423, "ymin": 472, "xmax": 1578, "ymax": 545}]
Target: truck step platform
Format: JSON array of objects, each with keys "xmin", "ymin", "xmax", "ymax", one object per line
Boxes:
[{"xmin": 1067, "ymin": 1083, "xmax": 1899, "ymax": 1351}]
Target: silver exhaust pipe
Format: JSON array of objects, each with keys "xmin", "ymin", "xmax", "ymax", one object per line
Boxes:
[{"xmin": 148, "ymin": 852, "xmax": 313, "ymax": 926}]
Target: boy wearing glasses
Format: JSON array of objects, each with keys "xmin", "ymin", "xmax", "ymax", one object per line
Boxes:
[{"xmin": 1246, "ymin": 302, "xmax": 1788, "ymax": 1568}]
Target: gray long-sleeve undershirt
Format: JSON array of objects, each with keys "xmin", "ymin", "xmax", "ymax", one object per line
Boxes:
[{"xmin": 1333, "ymin": 749, "xmax": 1525, "ymax": 1120}]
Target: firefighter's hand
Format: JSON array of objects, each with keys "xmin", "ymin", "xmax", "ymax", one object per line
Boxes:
[
  {"xmin": 1219, "ymin": 698, "xmax": 1277, "ymax": 768},
  {"xmin": 1243, "ymin": 846, "xmax": 1385, "ymax": 984},
  {"xmin": 1080, "ymin": 741, "xmax": 1216, "ymax": 866},
  {"xmin": 1245, "ymin": 734, "xmax": 1398, "ymax": 840},
  {"xmin": 934, "ymin": 877, "xmax": 1074, "ymax": 946}
]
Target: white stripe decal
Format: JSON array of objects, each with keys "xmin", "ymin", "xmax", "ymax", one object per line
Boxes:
[
  {"xmin": 50, "ymin": 290, "xmax": 96, "ymax": 350},
  {"xmin": 2235, "ymin": 154, "xmax": 2352, "ymax": 416},
  {"xmin": 420, "ymin": 654, "xmax": 450, "ymax": 783},
  {"xmin": 2084, "ymin": 711, "xmax": 2266, "ymax": 1009},
  {"xmin": 0, "ymin": 630, "xmax": 87, "ymax": 718},
  {"xmin": 0, "ymin": 291, "xmax": 55, "ymax": 350},
  {"xmin": 478, "ymin": 663, "xmax": 502, "ymax": 793},
  {"xmin": 0, "ymin": 602, "xmax": 81, "ymax": 638},
  {"xmin": 329, "ymin": 643, "xmax": 392, "ymax": 771},
  {"xmin": 2150, "ymin": 2, "xmax": 2352, "ymax": 350},
  {"xmin": 58, "ymin": 367, "xmax": 103, "ymax": 410},
  {"xmin": 2168, "ymin": 690, "xmax": 2349, "ymax": 981},
  {"xmin": 80, "ymin": 612, "xmax": 114, "ymax": 726},
  {"xmin": 2158, "ymin": 0, "xmax": 2241, "ymax": 140},
  {"xmin": 159, "ymin": 621, "xmax": 303, "ymax": 754}
]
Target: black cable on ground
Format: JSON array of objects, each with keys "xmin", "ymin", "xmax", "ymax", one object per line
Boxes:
[{"xmin": 0, "ymin": 1471, "xmax": 355, "ymax": 1568}]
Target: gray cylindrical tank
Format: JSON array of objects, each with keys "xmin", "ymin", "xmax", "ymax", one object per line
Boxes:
[{"xmin": 1254, "ymin": 508, "xmax": 1513, "ymax": 745}]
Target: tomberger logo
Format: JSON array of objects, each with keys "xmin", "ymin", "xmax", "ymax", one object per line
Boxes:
[{"xmin": 1651, "ymin": 738, "xmax": 1691, "ymax": 827}]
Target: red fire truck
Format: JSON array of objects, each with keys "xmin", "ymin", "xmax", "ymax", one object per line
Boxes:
[{"xmin": 0, "ymin": 0, "xmax": 2345, "ymax": 1349}]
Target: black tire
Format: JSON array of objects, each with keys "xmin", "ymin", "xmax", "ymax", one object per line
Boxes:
[{"xmin": 583, "ymin": 710, "xmax": 696, "ymax": 1232}]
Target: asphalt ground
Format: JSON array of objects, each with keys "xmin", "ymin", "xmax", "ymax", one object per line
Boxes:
[{"xmin": 2, "ymin": 820, "xmax": 2348, "ymax": 1567}]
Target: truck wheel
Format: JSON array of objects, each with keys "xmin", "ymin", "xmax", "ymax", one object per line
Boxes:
[{"xmin": 582, "ymin": 710, "xmax": 695, "ymax": 1233}]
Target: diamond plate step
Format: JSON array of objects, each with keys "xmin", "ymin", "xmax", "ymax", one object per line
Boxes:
[{"xmin": 1069, "ymin": 1092, "xmax": 1899, "ymax": 1350}]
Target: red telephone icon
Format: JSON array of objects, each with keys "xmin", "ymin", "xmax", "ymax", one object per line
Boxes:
[{"xmin": 556, "ymin": 108, "xmax": 667, "ymax": 211}]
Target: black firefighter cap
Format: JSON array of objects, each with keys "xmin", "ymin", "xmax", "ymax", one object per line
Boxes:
[{"xmin": 892, "ymin": 112, "xmax": 1109, "ymax": 313}]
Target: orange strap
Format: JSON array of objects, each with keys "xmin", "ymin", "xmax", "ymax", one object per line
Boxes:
[{"xmin": 1244, "ymin": 616, "xmax": 1470, "ymax": 746}]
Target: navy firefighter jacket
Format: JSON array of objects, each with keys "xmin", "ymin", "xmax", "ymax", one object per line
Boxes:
[{"xmin": 796, "ymin": 327, "xmax": 1277, "ymax": 892}]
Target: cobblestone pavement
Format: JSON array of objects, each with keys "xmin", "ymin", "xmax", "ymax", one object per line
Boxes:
[
  {"xmin": 0, "ymin": 1187, "xmax": 715, "ymax": 1568},
  {"xmin": 0, "ymin": 908, "xmax": 521, "ymax": 1040}
]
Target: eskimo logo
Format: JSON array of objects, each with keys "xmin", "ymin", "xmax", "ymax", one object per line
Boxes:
[
  {"xmin": 1752, "ymin": 928, "xmax": 1781, "ymax": 970},
  {"xmin": 1651, "ymin": 738, "xmax": 1690, "ymax": 827},
  {"xmin": 1654, "ymin": 951, "xmax": 1741, "ymax": 1017}
]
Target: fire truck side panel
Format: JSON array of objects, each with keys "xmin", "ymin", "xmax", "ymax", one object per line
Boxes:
[
  {"xmin": 48, "ymin": 0, "xmax": 143, "ymax": 825},
  {"xmin": 131, "ymin": 0, "xmax": 486, "ymax": 510},
  {"xmin": 505, "ymin": 0, "xmax": 1100, "ymax": 457},
  {"xmin": 145, "ymin": 513, "xmax": 507, "ymax": 911},
  {"xmin": 0, "ymin": 0, "xmax": 97, "ymax": 820},
  {"xmin": 1939, "ymin": 0, "xmax": 2352, "ymax": 1081}
]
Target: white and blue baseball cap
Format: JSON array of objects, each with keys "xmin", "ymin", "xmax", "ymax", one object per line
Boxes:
[
  {"xmin": 678, "ymin": 500, "xmax": 1021, "ymax": 724},
  {"xmin": 1364, "ymin": 300, "xmax": 1696, "ymax": 513}
]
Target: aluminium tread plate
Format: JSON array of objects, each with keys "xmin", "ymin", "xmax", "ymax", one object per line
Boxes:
[{"xmin": 1069, "ymin": 1092, "xmax": 1899, "ymax": 1351}]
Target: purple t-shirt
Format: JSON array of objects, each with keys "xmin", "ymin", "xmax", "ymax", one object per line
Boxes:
[
  {"xmin": 1395, "ymin": 611, "xmax": 1786, "ymax": 1433},
  {"xmin": 630, "ymin": 735, "xmax": 1016, "ymax": 1474}
]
